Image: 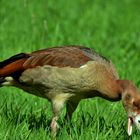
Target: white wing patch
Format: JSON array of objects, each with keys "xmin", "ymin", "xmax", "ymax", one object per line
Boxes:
[
  {"xmin": 2, "ymin": 77, "xmax": 14, "ymax": 86},
  {"xmin": 80, "ymin": 64, "xmax": 87, "ymax": 68}
]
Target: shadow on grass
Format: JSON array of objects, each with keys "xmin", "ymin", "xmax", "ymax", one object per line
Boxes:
[
  {"xmin": 0, "ymin": 101, "xmax": 136, "ymax": 139},
  {"xmin": 0, "ymin": 101, "xmax": 51, "ymax": 130}
]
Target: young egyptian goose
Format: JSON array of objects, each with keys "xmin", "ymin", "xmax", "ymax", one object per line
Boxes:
[{"xmin": 0, "ymin": 46, "xmax": 140, "ymax": 136}]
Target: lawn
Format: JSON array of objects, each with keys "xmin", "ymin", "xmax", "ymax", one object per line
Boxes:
[{"xmin": 0, "ymin": 0, "xmax": 140, "ymax": 139}]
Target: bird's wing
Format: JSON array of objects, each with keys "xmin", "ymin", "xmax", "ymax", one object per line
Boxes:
[
  {"xmin": 26, "ymin": 46, "xmax": 110, "ymax": 67},
  {"xmin": 24, "ymin": 46, "xmax": 93, "ymax": 68},
  {"xmin": 0, "ymin": 53, "xmax": 30, "ymax": 77},
  {"xmin": 0, "ymin": 46, "xmax": 109, "ymax": 78}
]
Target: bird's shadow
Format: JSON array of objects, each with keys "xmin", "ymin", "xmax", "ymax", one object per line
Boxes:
[
  {"xmin": 1, "ymin": 101, "xmax": 52, "ymax": 131},
  {"xmin": 1, "ymin": 101, "xmax": 138, "ymax": 139},
  {"xmin": 27, "ymin": 110, "xmax": 51, "ymax": 130}
]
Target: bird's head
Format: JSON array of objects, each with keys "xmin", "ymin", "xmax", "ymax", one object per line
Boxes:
[{"xmin": 120, "ymin": 80, "xmax": 140, "ymax": 135}]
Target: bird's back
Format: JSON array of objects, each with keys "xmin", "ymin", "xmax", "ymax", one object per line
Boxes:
[{"xmin": 0, "ymin": 46, "xmax": 119, "ymax": 84}]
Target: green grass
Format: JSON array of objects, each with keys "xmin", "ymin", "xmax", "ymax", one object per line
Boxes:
[{"xmin": 0, "ymin": 0, "xmax": 140, "ymax": 139}]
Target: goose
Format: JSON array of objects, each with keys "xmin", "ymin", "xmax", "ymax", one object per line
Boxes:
[{"xmin": 0, "ymin": 46, "xmax": 140, "ymax": 136}]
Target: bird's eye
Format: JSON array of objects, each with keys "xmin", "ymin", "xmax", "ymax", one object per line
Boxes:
[
  {"xmin": 135, "ymin": 116, "xmax": 140, "ymax": 125},
  {"xmin": 133, "ymin": 101, "xmax": 139, "ymax": 108},
  {"xmin": 125, "ymin": 93, "xmax": 131, "ymax": 101}
]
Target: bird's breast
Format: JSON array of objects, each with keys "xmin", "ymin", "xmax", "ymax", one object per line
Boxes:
[{"xmin": 17, "ymin": 61, "xmax": 118, "ymax": 99}]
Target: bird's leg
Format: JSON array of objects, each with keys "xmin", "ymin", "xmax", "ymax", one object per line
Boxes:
[
  {"xmin": 50, "ymin": 98, "xmax": 65, "ymax": 137},
  {"xmin": 50, "ymin": 116, "xmax": 58, "ymax": 137},
  {"xmin": 65, "ymin": 101, "xmax": 79, "ymax": 120}
]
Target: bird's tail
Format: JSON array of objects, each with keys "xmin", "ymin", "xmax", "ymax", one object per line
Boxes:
[
  {"xmin": 0, "ymin": 53, "xmax": 30, "ymax": 87},
  {"xmin": 0, "ymin": 77, "xmax": 6, "ymax": 87}
]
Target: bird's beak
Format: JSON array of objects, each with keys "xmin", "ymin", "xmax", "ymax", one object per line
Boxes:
[
  {"xmin": 128, "ymin": 117, "xmax": 133, "ymax": 136},
  {"xmin": 127, "ymin": 114, "xmax": 140, "ymax": 136}
]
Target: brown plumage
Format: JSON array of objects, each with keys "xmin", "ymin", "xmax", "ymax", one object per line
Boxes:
[{"xmin": 0, "ymin": 45, "xmax": 140, "ymax": 136}]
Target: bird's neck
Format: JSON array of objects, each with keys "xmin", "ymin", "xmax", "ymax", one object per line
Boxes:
[
  {"xmin": 94, "ymin": 79, "xmax": 122, "ymax": 101},
  {"xmin": 95, "ymin": 80, "xmax": 137, "ymax": 102},
  {"xmin": 117, "ymin": 80, "xmax": 137, "ymax": 100}
]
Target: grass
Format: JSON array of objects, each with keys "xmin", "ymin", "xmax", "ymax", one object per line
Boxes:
[{"xmin": 0, "ymin": 0, "xmax": 140, "ymax": 139}]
